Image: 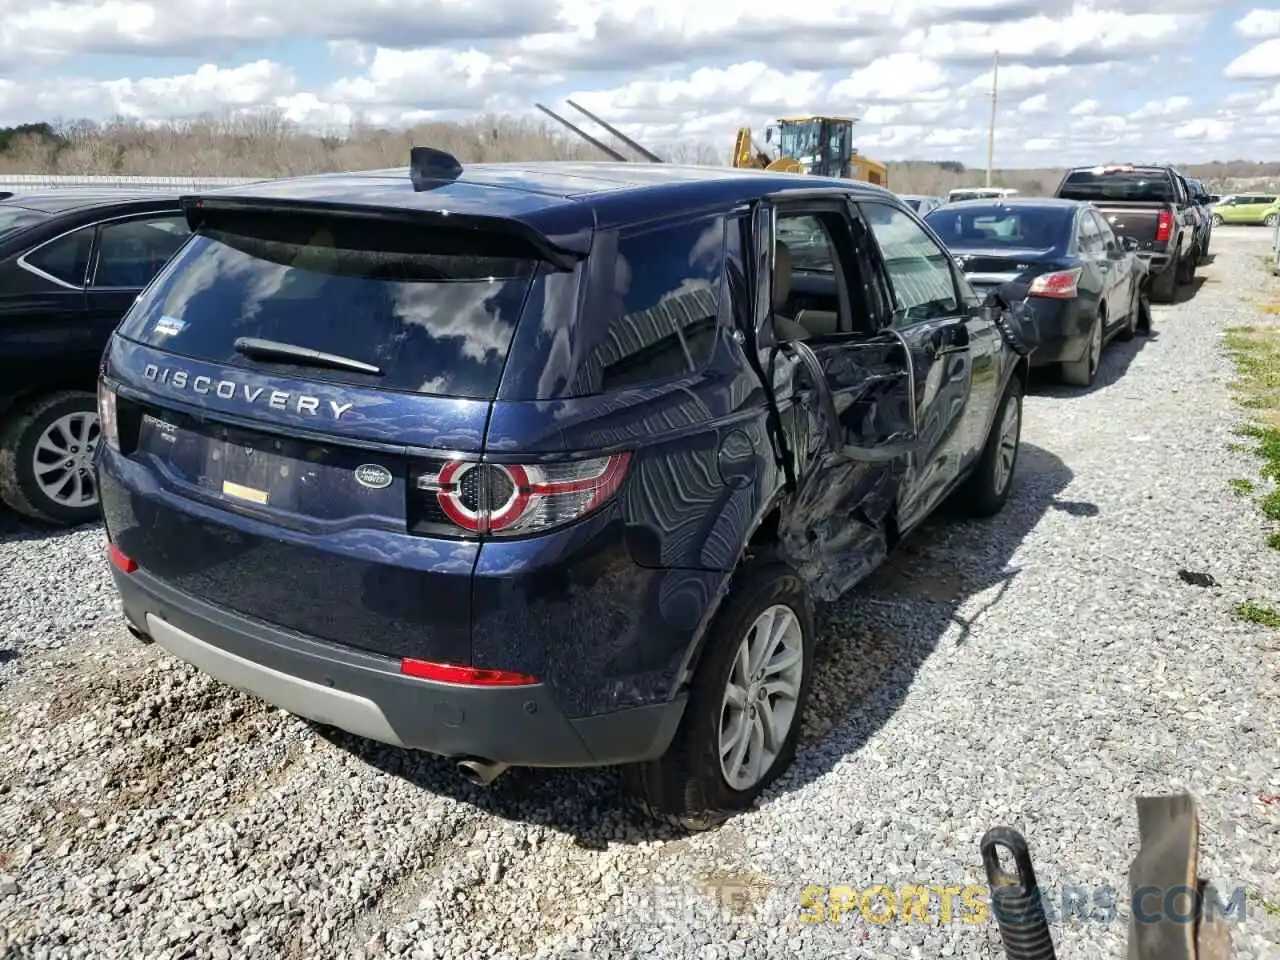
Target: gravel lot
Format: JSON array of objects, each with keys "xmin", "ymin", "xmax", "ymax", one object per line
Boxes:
[{"xmin": 2, "ymin": 226, "xmax": 1279, "ymax": 960}]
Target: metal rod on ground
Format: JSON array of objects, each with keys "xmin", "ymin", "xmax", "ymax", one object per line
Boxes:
[
  {"xmin": 565, "ymin": 99, "xmax": 665, "ymax": 163},
  {"xmin": 534, "ymin": 104, "xmax": 629, "ymax": 162},
  {"xmin": 986, "ymin": 49, "xmax": 1000, "ymax": 188}
]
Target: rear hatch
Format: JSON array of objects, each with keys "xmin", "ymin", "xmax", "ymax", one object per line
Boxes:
[{"xmin": 104, "ymin": 199, "xmax": 574, "ymax": 661}]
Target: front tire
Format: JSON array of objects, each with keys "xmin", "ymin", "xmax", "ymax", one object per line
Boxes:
[
  {"xmin": 0, "ymin": 391, "xmax": 102, "ymax": 526},
  {"xmin": 623, "ymin": 559, "xmax": 814, "ymax": 830},
  {"xmin": 1211, "ymin": 214, "xmax": 1223, "ymax": 227},
  {"xmin": 956, "ymin": 376, "xmax": 1023, "ymax": 518},
  {"xmin": 1266, "ymin": 213, "xmax": 1279, "ymax": 228}
]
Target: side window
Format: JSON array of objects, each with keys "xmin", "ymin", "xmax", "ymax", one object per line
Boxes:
[
  {"xmin": 91, "ymin": 216, "xmax": 191, "ymax": 288},
  {"xmin": 592, "ymin": 215, "xmax": 724, "ymax": 392},
  {"xmin": 1093, "ymin": 211, "xmax": 1117, "ymax": 249},
  {"xmin": 1078, "ymin": 212, "xmax": 1102, "ymax": 254},
  {"xmin": 777, "ymin": 215, "xmax": 838, "ymax": 273},
  {"xmin": 859, "ymin": 201, "xmax": 958, "ymax": 325},
  {"xmin": 23, "ymin": 227, "xmax": 93, "ymax": 288}
]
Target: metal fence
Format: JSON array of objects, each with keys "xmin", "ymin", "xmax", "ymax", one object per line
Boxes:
[{"xmin": 0, "ymin": 174, "xmax": 268, "ymax": 195}]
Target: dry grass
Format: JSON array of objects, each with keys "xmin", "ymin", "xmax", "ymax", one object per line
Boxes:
[{"xmin": 4, "ymin": 113, "xmax": 1280, "ymax": 194}]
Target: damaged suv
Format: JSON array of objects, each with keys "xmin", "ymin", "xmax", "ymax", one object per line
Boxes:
[{"xmin": 97, "ymin": 152, "xmax": 1029, "ymax": 824}]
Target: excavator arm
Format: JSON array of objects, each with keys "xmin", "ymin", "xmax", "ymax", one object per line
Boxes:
[{"xmin": 733, "ymin": 127, "xmax": 773, "ymax": 169}]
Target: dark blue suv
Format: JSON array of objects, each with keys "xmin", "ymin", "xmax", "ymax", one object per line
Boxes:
[{"xmin": 97, "ymin": 152, "xmax": 1029, "ymax": 825}]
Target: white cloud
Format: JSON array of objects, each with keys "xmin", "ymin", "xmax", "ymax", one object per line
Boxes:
[
  {"xmin": 964, "ymin": 64, "xmax": 1069, "ymax": 94},
  {"xmin": 0, "ymin": 0, "xmax": 1268, "ymax": 168},
  {"xmin": 1235, "ymin": 8, "xmax": 1280, "ymax": 39},
  {"xmin": 1172, "ymin": 118, "xmax": 1232, "ymax": 143},
  {"xmin": 829, "ymin": 53, "xmax": 951, "ymax": 103},
  {"xmin": 1128, "ymin": 95, "xmax": 1192, "ymax": 119},
  {"xmin": 0, "ymin": 60, "xmax": 295, "ymax": 120},
  {"xmin": 1225, "ymin": 38, "xmax": 1280, "ymax": 80}
]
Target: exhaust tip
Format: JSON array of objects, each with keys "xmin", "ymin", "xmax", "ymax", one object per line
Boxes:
[
  {"xmin": 125, "ymin": 620, "xmax": 153, "ymax": 644},
  {"xmin": 456, "ymin": 757, "xmax": 509, "ymax": 787}
]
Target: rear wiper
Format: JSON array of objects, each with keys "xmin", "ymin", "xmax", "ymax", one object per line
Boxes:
[{"xmin": 233, "ymin": 337, "xmax": 382, "ymax": 376}]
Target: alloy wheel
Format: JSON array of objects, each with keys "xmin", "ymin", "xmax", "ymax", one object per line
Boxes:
[
  {"xmin": 993, "ymin": 395, "xmax": 1021, "ymax": 496},
  {"xmin": 32, "ymin": 411, "xmax": 100, "ymax": 510},
  {"xmin": 1089, "ymin": 317, "xmax": 1103, "ymax": 378},
  {"xmin": 718, "ymin": 603, "xmax": 805, "ymax": 791}
]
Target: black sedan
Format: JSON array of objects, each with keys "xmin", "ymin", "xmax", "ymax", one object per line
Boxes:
[
  {"xmin": 0, "ymin": 191, "xmax": 191, "ymax": 524},
  {"xmin": 924, "ymin": 197, "xmax": 1147, "ymax": 388}
]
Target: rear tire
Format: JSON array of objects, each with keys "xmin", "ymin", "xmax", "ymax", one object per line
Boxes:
[
  {"xmin": 1211, "ymin": 214, "xmax": 1223, "ymax": 227},
  {"xmin": 1061, "ymin": 310, "xmax": 1103, "ymax": 388},
  {"xmin": 1177, "ymin": 248, "xmax": 1197, "ymax": 284},
  {"xmin": 1116, "ymin": 286, "xmax": 1140, "ymax": 342},
  {"xmin": 1266, "ymin": 213, "xmax": 1279, "ymax": 228},
  {"xmin": 1150, "ymin": 259, "xmax": 1178, "ymax": 303},
  {"xmin": 956, "ymin": 375, "xmax": 1023, "ymax": 518},
  {"xmin": 0, "ymin": 391, "xmax": 102, "ymax": 526},
  {"xmin": 622, "ymin": 558, "xmax": 814, "ymax": 831}
]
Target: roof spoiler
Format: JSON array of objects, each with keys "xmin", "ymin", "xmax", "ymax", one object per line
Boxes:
[{"xmin": 178, "ymin": 192, "xmax": 589, "ymax": 270}]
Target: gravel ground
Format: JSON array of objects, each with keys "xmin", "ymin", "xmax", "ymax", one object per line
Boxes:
[{"xmin": 1, "ymin": 226, "xmax": 1279, "ymax": 960}]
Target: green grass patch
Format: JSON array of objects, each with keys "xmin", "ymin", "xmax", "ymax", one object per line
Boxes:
[
  {"xmin": 1234, "ymin": 602, "xmax": 1280, "ymax": 628},
  {"xmin": 1229, "ymin": 478, "xmax": 1255, "ymax": 495},
  {"xmin": 1267, "ymin": 531, "xmax": 1280, "ymax": 551}
]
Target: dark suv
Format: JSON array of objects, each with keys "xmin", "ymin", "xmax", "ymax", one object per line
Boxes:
[
  {"xmin": 97, "ymin": 153, "xmax": 1029, "ymax": 824},
  {"xmin": 0, "ymin": 192, "xmax": 190, "ymax": 524}
]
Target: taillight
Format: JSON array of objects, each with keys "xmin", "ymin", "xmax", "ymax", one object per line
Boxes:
[
  {"xmin": 98, "ymin": 381, "xmax": 119, "ymax": 452},
  {"xmin": 409, "ymin": 452, "xmax": 631, "ymax": 537},
  {"xmin": 107, "ymin": 542, "xmax": 137, "ymax": 574},
  {"xmin": 400, "ymin": 658, "xmax": 538, "ymax": 686},
  {"xmin": 1155, "ymin": 210, "xmax": 1173, "ymax": 243},
  {"xmin": 1027, "ymin": 268, "xmax": 1082, "ymax": 299}
]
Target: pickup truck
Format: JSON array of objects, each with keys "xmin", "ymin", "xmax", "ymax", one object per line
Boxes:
[{"xmin": 1053, "ymin": 164, "xmax": 1196, "ymax": 303}]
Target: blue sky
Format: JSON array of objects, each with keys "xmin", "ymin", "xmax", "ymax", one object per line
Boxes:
[{"xmin": 1, "ymin": 1, "xmax": 1279, "ymax": 168}]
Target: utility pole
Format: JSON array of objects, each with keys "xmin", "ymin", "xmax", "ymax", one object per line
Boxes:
[{"xmin": 986, "ymin": 50, "xmax": 999, "ymax": 187}]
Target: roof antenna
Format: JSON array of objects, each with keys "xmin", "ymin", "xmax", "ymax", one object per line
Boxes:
[{"xmin": 409, "ymin": 146, "xmax": 463, "ymax": 191}]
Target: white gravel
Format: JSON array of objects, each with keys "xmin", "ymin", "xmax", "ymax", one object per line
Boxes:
[{"xmin": 1, "ymin": 226, "xmax": 1279, "ymax": 960}]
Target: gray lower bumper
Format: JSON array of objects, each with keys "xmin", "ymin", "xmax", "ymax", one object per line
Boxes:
[{"xmin": 113, "ymin": 567, "xmax": 686, "ymax": 767}]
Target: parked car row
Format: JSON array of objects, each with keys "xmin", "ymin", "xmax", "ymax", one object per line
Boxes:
[{"xmin": 889, "ymin": 163, "xmax": 1226, "ymax": 388}]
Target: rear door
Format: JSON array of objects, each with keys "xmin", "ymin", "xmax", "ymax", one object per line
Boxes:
[
  {"xmin": 855, "ymin": 198, "xmax": 979, "ymax": 532},
  {"xmin": 763, "ymin": 198, "xmax": 915, "ymax": 599},
  {"xmin": 84, "ymin": 211, "xmax": 191, "ymax": 350},
  {"xmin": 1, "ymin": 221, "xmax": 92, "ymax": 394},
  {"xmin": 1092, "ymin": 209, "xmax": 1137, "ymax": 318},
  {"xmin": 1075, "ymin": 209, "xmax": 1113, "ymax": 317}
]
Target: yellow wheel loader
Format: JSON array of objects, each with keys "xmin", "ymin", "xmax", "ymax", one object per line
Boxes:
[{"xmin": 732, "ymin": 116, "xmax": 888, "ymax": 187}]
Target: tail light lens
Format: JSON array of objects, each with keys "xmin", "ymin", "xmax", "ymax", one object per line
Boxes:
[
  {"xmin": 1027, "ymin": 267, "xmax": 1082, "ymax": 299},
  {"xmin": 409, "ymin": 452, "xmax": 631, "ymax": 537},
  {"xmin": 1155, "ymin": 210, "xmax": 1173, "ymax": 243},
  {"xmin": 400, "ymin": 658, "xmax": 538, "ymax": 686},
  {"xmin": 107, "ymin": 542, "xmax": 137, "ymax": 573},
  {"xmin": 97, "ymin": 381, "xmax": 120, "ymax": 452}
]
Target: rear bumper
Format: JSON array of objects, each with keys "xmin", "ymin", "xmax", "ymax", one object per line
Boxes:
[{"xmin": 112, "ymin": 565, "xmax": 686, "ymax": 767}]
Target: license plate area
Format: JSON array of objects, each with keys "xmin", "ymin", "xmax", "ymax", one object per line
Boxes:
[{"xmin": 133, "ymin": 406, "xmax": 404, "ymax": 522}]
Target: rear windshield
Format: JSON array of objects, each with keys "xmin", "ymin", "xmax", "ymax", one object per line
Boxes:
[
  {"xmin": 117, "ymin": 213, "xmax": 542, "ymax": 400},
  {"xmin": 925, "ymin": 205, "xmax": 1073, "ymax": 249},
  {"xmin": 1058, "ymin": 170, "xmax": 1175, "ymax": 203},
  {"xmin": 0, "ymin": 205, "xmax": 49, "ymax": 242}
]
